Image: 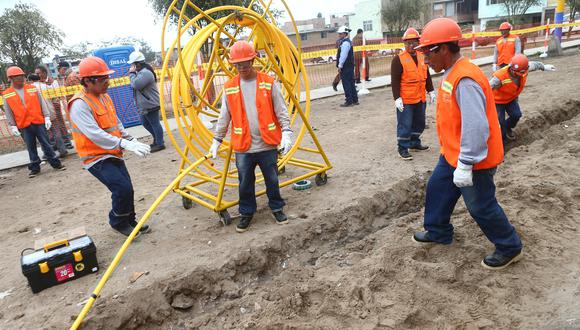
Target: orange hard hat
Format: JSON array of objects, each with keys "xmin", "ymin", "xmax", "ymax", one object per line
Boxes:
[
  {"xmin": 510, "ymin": 54, "xmax": 529, "ymax": 73},
  {"xmin": 499, "ymin": 22, "xmax": 512, "ymax": 30},
  {"xmin": 228, "ymin": 41, "xmax": 256, "ymax": 64},
  {"xmin": 416, "ymin": 18, "xmax": 462, "ymax": 49},
  {"xmin": 78, "ymin": 56, "xmax": 114, "ymax": 78},
  {"xmin": 402, "ymin": 28, "xmax": 420, "ymax": 41},
  {"xmin": 6, "ymin": 66, "xmax": 25, "ymax": 78}
]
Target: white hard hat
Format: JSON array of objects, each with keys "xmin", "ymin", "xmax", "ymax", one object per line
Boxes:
[
  {"xmin": 337, "ymin": 26, "xmax": 351, "ymax": 34},
  {"xmin": 127, "ymin": 51, "xmax": 145, "ymax": 64}
]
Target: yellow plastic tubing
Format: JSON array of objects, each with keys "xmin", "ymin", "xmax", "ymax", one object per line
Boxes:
[{"xmin": 71, "ymin": 1, "xmax": 329, "ymax": 328}]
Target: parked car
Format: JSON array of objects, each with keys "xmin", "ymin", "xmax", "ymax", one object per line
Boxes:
[{"xmin": 311, "ymin": 54, "xmax": 336, "ymax": 64}]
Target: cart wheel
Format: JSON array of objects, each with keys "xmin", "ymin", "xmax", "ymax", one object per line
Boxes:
[
  {"xmin": 315, "ymin": 173, "xmax": 328, "ymax": 186},
  {"xmin": 277, "ymin": 165, "xmax": 286, "ymax": 175},
  {"xmin": 182, "ymin": 195, "xmax": 193, "ymax": 209},
  {"xmin": 218, "ymin": 210, "xmax": 232, "ymax": 226}
]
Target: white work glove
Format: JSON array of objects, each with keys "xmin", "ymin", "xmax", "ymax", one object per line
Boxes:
[
  {"xmin": 492, "ymin": 64, "xmax": 498, "ymax": 72},
  {"xmin": 543, "ymin": 64, "xmax": 556, "ymax": 71},
  {"xmin": 209, "ymin": 139, "xmax": 221, "ymax": 159},
  {"xmin": 120, "ymin": 139, "xmax": 150, "ymax": 157},
  {"xmin": 395, "ymin": 97, "xmax": 404, "ymax": 112},
  {"xmin": 10, "ymin": 126, "xmax": 20, "ymax": 137},
  {"xmin": 280, "ymin": 131, "xmax": 293, "ymax": 155},
  {"xmin": 44, "ymin": 117, "xmax": 52, "ymax": 130},
  {"xmin": 453, "ymin": 161, "xmax": 473, "ymax": 188},
  {"xmin": 428, "ymin": 91, "xmax": 436, "ymax": 105}
]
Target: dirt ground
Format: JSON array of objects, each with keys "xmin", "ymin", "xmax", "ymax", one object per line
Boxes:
[{"xmin": 1, "ymin": 49, "xmax": 579, "ymax": 329}]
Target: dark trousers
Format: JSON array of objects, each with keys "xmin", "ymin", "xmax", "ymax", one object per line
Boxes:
[
  {"xmin": 496, "ymin": 100, "xmax": 522, "ymax": 140},
  {"xmin": 48, "ymin": 125, "xmax": 67, "ymax": 154},
  {"xmin": 235, "ymin": 149, "xmax": 285, "ymax": 216},
  {"xmin": 88, "ymin": 158, "xmax": 136, "ymax": 229},
  {"xmin": 355, "ymin": 56, "xmax": 370, "ymax": 81},
  {"xmin": 423, "ymin": 155, "xmax": 522, "ymax": 256},
  {"xmin": 21, "ymin": 124, "xmax": 62, "ymax": 172},
  {"xmin": 340, "ymin": 66, "xmax": 358, "ymax": 104},
  {"xmin": 52, "ymin": 102, "xmax": 72, "ymax": 145},
  {"xmin": 140, "ymin": 108, "xmax": 165, "ymax": 147},
  {"xmin": 397, "ymin": 102, "xmax": 426, "ymax": 149}
]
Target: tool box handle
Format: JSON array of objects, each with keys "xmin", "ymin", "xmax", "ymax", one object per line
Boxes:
[{"xmin": 43, "ymin": 239, "xmax": 69, "ymax": 252}]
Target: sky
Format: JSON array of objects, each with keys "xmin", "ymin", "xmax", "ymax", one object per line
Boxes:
[{"xmin": 0, "ymin": 0, "xmax": 358, "ymax": 56}]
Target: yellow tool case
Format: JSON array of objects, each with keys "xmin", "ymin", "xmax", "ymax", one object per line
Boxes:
[{"xmin": 21, "ymin": 236, "xmax": 98, "ymax": 293}]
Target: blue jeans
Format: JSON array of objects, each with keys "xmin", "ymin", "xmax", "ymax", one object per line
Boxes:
[
  {"xmin": 88, "ymin": 158, "xmax": 135, "ymax": 229},
  {"xmin": 21, "ymin": 124, "xmax": 62, "ymax": 171},
  {"xmin": 397, "ymin": 102, "xmax": 426, "ymax": 149},
  {"xmin": 140, "ymin": 108, "xmax": 165, "ymax": 147},
  {"xmin": 235, "ymin": 149, "xmax": 285, "ymax": 216},
  {"xmin": 340, "ymin": 67, "xmax": 358, "ymax": 104},
  {"xmin": 496, "ymin": 100, "xmax": 522, "ymax": 140},
  {"xmin": 423, "ymin": 156, "xmax": 522, "ymax": 256}
]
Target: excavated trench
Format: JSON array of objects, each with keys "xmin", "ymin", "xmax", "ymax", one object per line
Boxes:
[{"xmin": 81, "ymin": 99, "xmax": 580, "ymax": 329}]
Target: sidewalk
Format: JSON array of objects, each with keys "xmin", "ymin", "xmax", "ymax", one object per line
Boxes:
[{"xmin": 1, "ymin": 39, "xmax": 579, "ymax": 171}]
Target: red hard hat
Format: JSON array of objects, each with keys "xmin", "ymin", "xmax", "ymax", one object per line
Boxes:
[
  {"xmin": 228, "ymin": 41, "xmax": 256, "ymax": 64},
  {"xmin": 78, "ymin": 56, "xmax": 115, "ymax": 78},
  {"xmin": 499, "ymin": 22, "xmax": 512, "ymax": 30},
  {"xmin": 402, "ymin": 28, "xmax": 420, "ymax": 41},
  {"xmin": 6, "ymin": 66, "xmax": 25, "ymax": 78},
  {"xmin": 416, "ymin": 18, "xmax": 462, "ymax": 49},
  {"xmin": 510, "ymin": 54, "xmax": 529, "ymax": 73}
]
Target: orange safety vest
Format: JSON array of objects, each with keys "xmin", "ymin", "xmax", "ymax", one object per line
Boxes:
[
  {"xmin": 492, "ymin": 66, "xmax": 527, "ymax": 104},
  {"xmin": 436, "ymin": 58, "xmax": 504, "ymax": 170},
  {"xmin": 2, "ymin": 84, "xmax": 45, "ymax": 129},
  {"xmin": 68, "ymin": 91, "xmax": 123, "ymax": 164},
  {"xmin": 496, "ymin": 34, "xmax": 518, "ymax": 66},
  {"xmin": 399, "ymin": 51, "xmax": 428, "ymax": 104},
  {"xmin": 223, "ymin": 72, "xmax": 282, "ymax": 152}
]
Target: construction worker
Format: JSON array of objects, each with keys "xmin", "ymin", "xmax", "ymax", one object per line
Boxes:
[
  {"xmin": 336, "ymin": 26, "xmax": 359, "ymax": 107},
  {"xmin": 2, "ymin": 66, "xmax": 66, "ymax": 178},
  {"xmin": 490, "ymin": 54, "xmax": 556, "ymax": 141},
  {"xmin": 68, "ymin": 57, "xmax": 151, "ymax": 237},
  {"xmin": 413, "ymin": 18, "xmax": 523, "ymax": 270},
  {"xmin": 209, "ymin": 41, "xmax": 292, "ymax": 233},
  {"xmin": 352, "ymin": 28, "xmax": 370, "ymax": 84},
  {"xmin": 391, "ymin": 27, "xmax": 435, "ymax": 160},
  {"xmin": 493, "ymin": 22, "xmax": 521, "ymax": 71}
]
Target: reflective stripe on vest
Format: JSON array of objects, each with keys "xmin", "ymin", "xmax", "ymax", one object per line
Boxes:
[
  {"xmin": 436, "ymin": 57, "xmax": 503, "ymax": 170},
  {"xmin": 2, "ymin": 84, "xmax": 44, "ymax": 129},
  {"xmin": 399, "ymin": 51, "xmax": 427, "ymax": 104},
  {"xmin": 492, "ymin": 66, "xmax": 527, "ymax": 104}
]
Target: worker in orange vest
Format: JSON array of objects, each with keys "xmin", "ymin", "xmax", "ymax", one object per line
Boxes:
[
  {"xmin": 490, "ymin": 54, "xmax": 556, "ymax": 142},
  {"xmin": 413, "ymin": 18, "xmax": 523, "ymax": 270},
  {"xmin": 391, "ymin": 27, "xmax": 435, "ymax": 160},
  {"xmin": 209, "ymin": 41, "xmax": 292, "ymax": 233},
  {"xmin": 2, "ymin": 66, "xmax": 66, "ymax": 178},
  {"xmin": 493, "ymin": 22, "xmax": 521, "ymax": 71},
  {"xmin": 68, "ymin": 57, "xmax": 151, "ymax": 237}
]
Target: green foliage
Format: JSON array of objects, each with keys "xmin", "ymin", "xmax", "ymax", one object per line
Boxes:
[
  {"xmin": 0, "ymin": 3, "xmax": 64, "ymax": 75},
  {"xmin": 568, "ymin": 0, "xmax": 580, "ymax": 20},
  {"xmin": 381, "ymin": 0, "xmax": 426, "ymax": 37},
  {"xmin": 501, "ymin": 0, "xmax": 543, "ymax": 25},
  {"xmin": 61, "ymin": 37, "xmax": 157, "ymax": 63}
]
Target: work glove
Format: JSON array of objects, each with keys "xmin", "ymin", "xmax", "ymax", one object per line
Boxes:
[
  {"xmin": 120, "ymin": 139, "xmax": 150, "ymax": 157},
  {"xmin": 453, "ymin": 161, "xmax": 473, "ymax": 188},
  {"xmin": 543, "ymin": 64, "xmax": 556, "ymax": 71},
  {"xmin": 280, "ymin": 131, "xmax": 293, "ymax": 155},
  {"xmin": 209, "ymin": 139, "xmax": 221, "ymax": 159},
  {"xmin": 10, "ymin": 126, "xmax": 20, "ymax": 137},
  {"xmin": 428, "ymin": 91, "xmax": 436, "ymax": 105},
  {"xmin": 44, "ymin": 117, "xmax": 52, "ymax": 130},
  {"xmin": 492, "ymin": 63, "xmax": 498, "ymax": 72},
  {"xmin": 395, "ymin": 97, "xmax": 404, "ymax": 112}
]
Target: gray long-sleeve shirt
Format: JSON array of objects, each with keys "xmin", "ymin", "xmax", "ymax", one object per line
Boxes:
[
  {"xmin": 69, "ymin": 97, "xmax": 132, "ymax": 169},
  {"xmin": 129, "ymin": 68, "xmax": 160, "ymax": 113},
  {"xmin": 214, "ymin": 77, "xmax": 291, "ymax": 154},
  {"xmin": 2, "ymin": 87, "xmax": 51, "ymax": 127},
  {"xmin": 493, "ymin": 36, "xmax": 521, "ymax": 64},
  {"xmin": 489, "ymin": 61, "xmax": 545, "ymax": 89}
]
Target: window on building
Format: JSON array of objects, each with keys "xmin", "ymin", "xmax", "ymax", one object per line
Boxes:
[
  {"xmin": 487, "ymin": 0, "xmax": 505, "ymax": 4},
  {"xmin": 445, "ymin": 2, "xmax": 455, "ymax": 16},
  {"xmin": 321, "ymin": 31, "xmax": 328, "ymax": 38},
  {"xmin": 300, "ymin": 33, "xmax": 307, "ymax": 41},
  {"xmin": 433, "ymin": 3, "xmax": 444, "ymax": 17},
  {"xmin": 363, "ymin": 20, "xmax": 372, "ymax": 31}
]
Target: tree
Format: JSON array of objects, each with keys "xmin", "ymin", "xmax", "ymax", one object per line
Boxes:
[
  {"xmin": 501, "ymin": 0, "xmax": 543, "ymax": 25},
  {"xmin": 568, "ymin": 0, "xmax": 579, "ymax": 21},
  {"xmin": 60, "ymin": 37, "xmax": 156, "ymax": 63},
  {"xmin": 381, "ymin": 0, "xmax": 425, "ymax": 37},
  {"xmin": 0, "ymin": 3, "xmax": 64, "ymax": 73}
]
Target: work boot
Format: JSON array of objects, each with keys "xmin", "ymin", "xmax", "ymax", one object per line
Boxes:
[
  {"xmin": 65, "ymin": 143, "xmax": 74, "ymax": 149},
  {"xmin": 355, "ymin": 80, "xmax": 362, "ymax": 84},
  {"xmin": 236, "ymin": 215, "xmax": 253, "ymax": 233},
  {"xmin": 150, "ymin": 145, "xmax": 166, "ymax": 153},
  {"xmin": 112, "ymin": 225, "xmax": 141, "ymax": 237},
  {"xmin": 52, "ymin": 163, "xmax": 66, "ymax": 171},
  {"xmin": 29, "ymin": 170, "xmax": 40, "ymax": 178},
  {"xmin": 130, "ymin": 221, "xmax": 152, "ymax": 234},
  {"xmin": 481, "ymin": 250, "xmax": 523, "ymax": 270},
  {"xmin": 412, "ymin": 231, "xmax": 452, "ymax": 245},
  {"xmin": 340, "ymin": 102, "xmax": 354, "ymax": 107},
  {"xmin": 410, "ymin": 144, "xmax": 430, "ymax": 151},
  {"xmin": 506, "ymin": 128, "xmax": 516, "ymax": 140},
  {"xmin": 398, "ymin": 148, "xmax": 412, "ymax": 160},
  {"xmin": 365, "ymin": 78, "xmax": 371, "ymax": 82},
  {"xmin": 272, "ymin": 210, "xmax": 289, "ymax": 225},
  {"xmin": 332, "ymin": 82, "xmax": 338, "ymax": 91}
]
